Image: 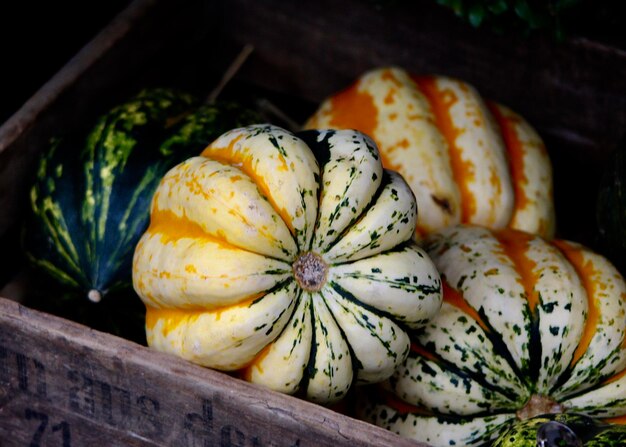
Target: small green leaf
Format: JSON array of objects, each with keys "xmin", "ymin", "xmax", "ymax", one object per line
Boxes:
[
  {"xmin": 514, "ymin": 0, "xmax": 532, "ymax": 21},
  {"xmin": 488, "ymin": 0, "xmax": 509, "ymax": 15},
  {"xmin": 555, "ymin": 0, "xmax": 581, "ymax": 12},
  {"xmin": 436, "ymin": 0, "xmax": 464, "ymax": 15},
  {"xmin": 468, "ymin": 4, "xmax": 486, "ymax": 27}
]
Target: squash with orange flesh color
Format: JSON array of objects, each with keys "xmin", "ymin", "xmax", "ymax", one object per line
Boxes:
[
  {"xmin": 358, "ymin": 224, "xmax": 626, "ymax": 446},
  {"xmin": 305, "ymin": 67, "xmax": 555, "ymax": 239},
  {"xmin": 132, "ymin": 124, "xmax": 442, "ymax": 404}
]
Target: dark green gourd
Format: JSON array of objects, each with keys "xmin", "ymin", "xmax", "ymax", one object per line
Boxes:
[{"xmin": 23, "ymin": 88, "xmax": 261, "ymax": 302}]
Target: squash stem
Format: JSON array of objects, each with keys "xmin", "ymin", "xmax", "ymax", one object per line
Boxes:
[
  {"xmin": 293, "ymin": 252, "xmax": 328, "ymax": 292},
  {"xmin": 516, "ymin": 394, "xmax": 564, "ymax": 420},
  {"xmin": 87, "ymin": 289, "xmax": 103, "ymax": 303}
]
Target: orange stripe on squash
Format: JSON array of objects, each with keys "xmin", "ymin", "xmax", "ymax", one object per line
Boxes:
[
  {"xmin": 202, "ymin": 135, "xmax": 296, "ymax": 237},
  {"xmin": 488, "ymin": 102, "xmax": 530, "ymax": 223},
  {"xmin": 442, "ymin": 279, "xmax": 490, "ymax": 333},
  {"xmin": 149, "ymin": 209, "xmax": 243, "ymax": 251},
  {"xmin": 552, "ymin": 240, "xmax": 601, "ymax": 367},
  {"xmin": 605, "ymin": 414, "xmax": 626, "ymax": 424},
  {"xmin": 322, "ymin": 72, "xmax": 404, "ymax": 178},
  {"xmin": 410, "ymin": 342, "xmax": 438, "ymax": 362},
  {"xmin": 495, "ymin": 229, "xmax": 540, "ymax": 312},
  {"xmin": 623, "ymin": 293, "xmax": 626, "ymax": 350},
  {"xmin": 211, "ymin": 294, "xmax": 265, "ymax": 320},
  {"xmin": 240, "ymin": 342, "xmax": 274, "ymax": 381},
  {"xmin": 146, "ymin": 294, "xmax": 265, "ymax": 336},
  {"xmin": 602, "ymin": 365, "xmax": 626, "ymax": 386},
  {"xmin": 145, "ymin": 306, "xmax": 203, "ymax": 336},
  {"xmin": 488, "ymin": 164, "xmax": 504, "ymax": 219},
  {"xmin": 380, "ymin": 388, "xmax": 432, "ymax": 415},
  {"xmin": 327, "ymin": 82, "xmax": 379, "ymax": 145},
  {"xmin": 412, "ymin": 75, "xmax": 477, "ymax": 223}
]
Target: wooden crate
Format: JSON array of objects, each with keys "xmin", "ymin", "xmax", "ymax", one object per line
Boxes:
[
  {"xmin": 1, "ymin": 0, "xmax": 625, "ymax": 445},
  {"xmin": 0, "ymin": 296, "xmax": 421, "ymax": 446}
]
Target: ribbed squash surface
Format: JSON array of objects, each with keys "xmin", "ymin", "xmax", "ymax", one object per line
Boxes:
[
  {"xmin": 305, "ymin": 67, "xmax": 555, "ymax": 239},
  {"xmin": 132, "ymin": 125, "xmax": 442, "ymax": 404},
  {"xmin": 359, "ymin": 225, "xmax": 626, "ymax": 446}
]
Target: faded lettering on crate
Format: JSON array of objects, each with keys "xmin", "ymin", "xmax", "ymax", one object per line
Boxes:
[{"xmin": 0, "ymin": 338, "xmax": 304, "ymax": 446}]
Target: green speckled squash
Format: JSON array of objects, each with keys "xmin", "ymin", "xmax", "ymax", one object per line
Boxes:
[
  {"xmin": 23, "ymin": 89, "xmax": 261, "ymax": 302},
  {"xmin": 358, "ymin": 224, "xmax": 626, "ymax": 446},
  {"xmin": 132, "ymin": 125, "xmax": 443, "ymax": 404},
  {"xmin": 494, "ymin": 413, "xmax": 626, "ymax": 447}
]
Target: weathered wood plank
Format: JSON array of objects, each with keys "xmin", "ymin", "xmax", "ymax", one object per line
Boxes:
[{"xmin": 0, "ymin": 297, "xmax": 425, "ymax": 447}]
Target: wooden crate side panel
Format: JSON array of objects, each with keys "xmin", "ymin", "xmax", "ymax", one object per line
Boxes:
[{"xmin": 0, "ymin": 297, "xmax": 425, "ymax": 447}]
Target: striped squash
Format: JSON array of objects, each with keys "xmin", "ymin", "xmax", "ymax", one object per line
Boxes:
[
  {"xmin": 132, "ymin": 125, "xmax": 443, "ymax": 404},
  {"xmin": 305, "ymin": 67, "xmax": 555, "ymax": 239},
  {"xmin": 358, "ymin": 225, "xmax": 626, "ymax": 446},
  {"xmin": 23, "ymin": 89, "xmax": 261, "ymax": 302}
]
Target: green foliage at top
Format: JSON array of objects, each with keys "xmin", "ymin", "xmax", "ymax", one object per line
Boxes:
[{"xmin": 435, "ymin": 0, "xmax": 582, "ymax": 38}]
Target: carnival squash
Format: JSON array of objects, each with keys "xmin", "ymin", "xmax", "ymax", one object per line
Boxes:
[
  {"xmin": 305, "ymin": 67, "xmax": 555, "ymax": 239},
  {"xmin": 359, "ymin": 225, "xmax": 626, "ymax": 446},
  {"xmin": 132, "ymin": 124, "xmax": 442, "ymax": 404},
  {"xmin": 23, "ymin": 89, "xmax": 261, "ymax": 302}
]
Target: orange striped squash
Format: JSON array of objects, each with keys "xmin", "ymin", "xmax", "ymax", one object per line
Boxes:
[
  {"xmin": 305, "ymin": 67, "xmax": 555, "ymax": 239},
  {"xmin": 132, "ymin": 124, "xmax": 443, "ymax": 404},
  {"xmin": 358, "ymin": 224, "xmax": 626, "ymax": 446}
]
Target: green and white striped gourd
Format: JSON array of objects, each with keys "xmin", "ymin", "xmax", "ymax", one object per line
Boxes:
[
  {"xmin": 359, "ymin": 224, "xmax": 626, "ymax": 446},
  {"xmin": 132, "ymin": 125, "xmax": 443, "ymax": 404},
  {"xmin": 23, "ymin": 88, "xmax": 261, "ymax": 302}
]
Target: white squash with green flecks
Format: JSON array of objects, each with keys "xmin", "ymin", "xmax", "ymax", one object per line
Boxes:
[
  {"xmin": 304, "ymin": 67, "xmax": 556, "ymax": 239},
  {"xmin": 133, "ymin": 124, "xmax": 443, "ymax": 404},
  {"xmin": 358, "ymin": 224, "xmax": 626, "ymax": 445}
]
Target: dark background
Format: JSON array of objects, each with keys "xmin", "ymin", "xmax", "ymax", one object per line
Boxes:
[
  {"xmin": 0, "ymin": 1, "xmax": 131, "ymax": 125},
  {"xmin": 1, "ymin": 1, "xmax": 624, "ymax": 126},
  {"xmin": 0, "ymin": 0, "xmax": 625, "ymax": 271}
]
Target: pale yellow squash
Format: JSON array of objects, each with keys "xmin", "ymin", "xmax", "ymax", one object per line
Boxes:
[{"xmin": 133, "ymin": 125, "xmax": 442, "ymax": 404}]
